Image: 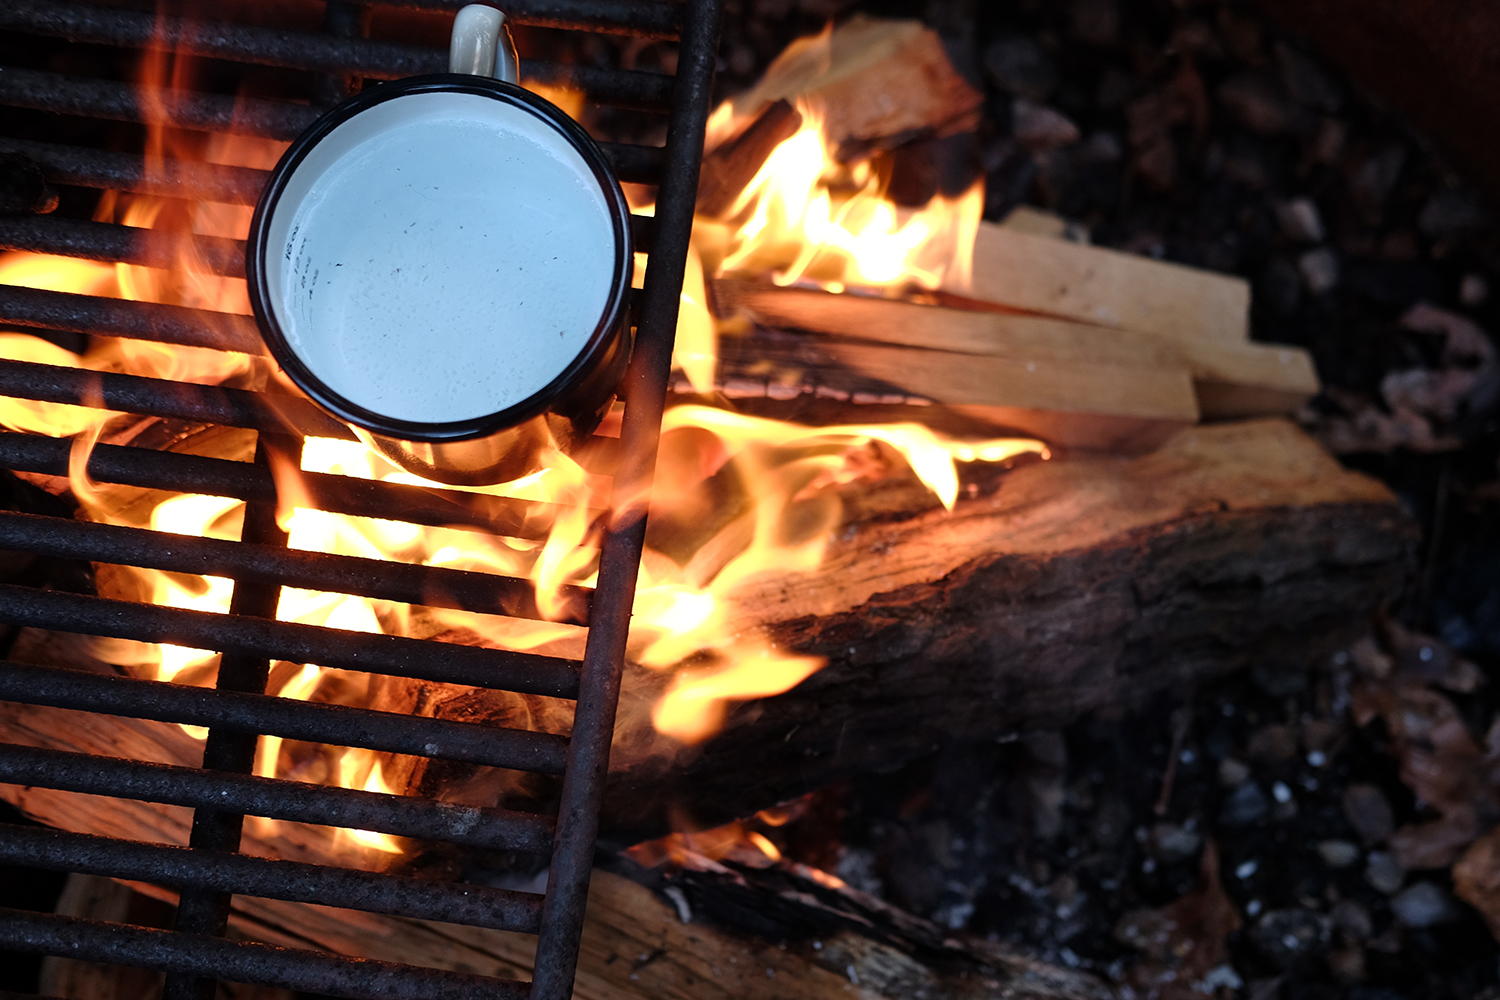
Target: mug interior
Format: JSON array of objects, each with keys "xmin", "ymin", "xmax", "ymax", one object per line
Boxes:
[{"xmin": 258, "ymin": 86, "xmax": 624, "ymax": 433}]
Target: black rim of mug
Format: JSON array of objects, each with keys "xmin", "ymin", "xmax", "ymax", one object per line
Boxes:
[{"xmin": 246, "ymin": 74, "xmax": 634, "ymax": 444}]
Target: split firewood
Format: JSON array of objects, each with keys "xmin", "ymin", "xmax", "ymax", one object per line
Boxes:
[
  {"xmin": 696, "ymin": 100, "xmax": 804, "ymax": 217},
  {"xmin": 949, "ymin": 221, "xmax": 1254, "ymax": 345},
  {"xmin": 41, "ymin": 874, "xmax": 294, "ymax": 1000},
  {"xmin": 717, "ymin": 274, "xmax": 1318, "ymax": 431},
  {"xmin": 954, "ymin": 221, "xmax": 1319, "ymax": 417},
  {"xmin": 998, "ymin": 204, "xmax": 1071, "ymax": 239},
  {"xmin": 0, "ymin": 421, "xmax": 1414, "ymax": 844},
  {"xmin": 598, "ymin": 419, "xmax": 1414, "ymax": 839},
  {"xmin": 713, "ymin": 276, "xmax": 1200, "ymax": 449},
  {"xmin": 44, "ymin": 866, "xmax": 1110, "ymax": 1000},
  {"xmin": 716, "ymin": 16, "xmax": 983, "ymax": 159}
]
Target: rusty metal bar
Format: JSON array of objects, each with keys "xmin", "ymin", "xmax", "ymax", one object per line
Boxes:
[
  {"xmin": 0, "ymin": 431, "xmax": 595, "ymax": 539},
  {"xmin": 527, "ymin": 0, "xmax": 722, "ymax": 994},
  {"xmin": 0, "ymin": 510, "xmax": 590, "ymax": 625},
  {"xmin": 0, "ymin": 908, "xmax": 531, "ymax": 1000},
  {"xmin": 1, "ymin": 2, "xmax": 674, "ymax": 109},
  {"xmin": 0, "ymin": 585, "xmax": 582, "ymax": 699},
  {"xmin": 0, "ymin": 744, "xmax": 555, "ymax": 853},
  {"xmin": 0, "ymin": 823, "xmax": 545, "ymax": 933},
  {"xmin": 0, "ymin": 660, "xmax": 572, "ymax": 774}
]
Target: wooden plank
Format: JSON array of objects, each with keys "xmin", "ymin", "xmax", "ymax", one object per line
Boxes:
[
  {"xmin": 713, "ymin": 278, "xmax": 1200, "ymax": 448},
  {"xmin": 48, "ymin": 868, "xmax": 1107, "ymax": 1000},
  {"xmin": 949, "ymin": 221, "xmax": 1253, "ymax": 345},
  {"xmin": 718, "ymin": 279, "xmax": 1318, "ymax": 422}
]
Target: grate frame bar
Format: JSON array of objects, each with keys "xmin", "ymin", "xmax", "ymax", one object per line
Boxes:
[
  {"xmin": 0, "ymin": 823, "xmax": 546, "ymax": 933},
  {"xmin": 0, "ymin": 660, "xmax": 573, "ymax": 774},
  {"xmin": 0, "ymin": 744, "xmax": 557, "ymax": 853}
]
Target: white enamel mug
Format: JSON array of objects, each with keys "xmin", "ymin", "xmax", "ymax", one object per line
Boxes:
[{"xmin": 247, "ymin": 4, "xmax": 633, "ymax": 486}]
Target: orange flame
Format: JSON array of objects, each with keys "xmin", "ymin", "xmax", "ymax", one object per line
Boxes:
[
  {"xmin": 0, "ymin": 18, "xmax": 1049, "ymax": 861},
  {"xmin": 696, "ymin": 100, "xmax": 982, "ymax": 294}
]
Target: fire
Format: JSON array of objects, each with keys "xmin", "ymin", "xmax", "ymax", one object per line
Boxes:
[
  {"xmin": 0, "ymin": 19, "xmax": 1048, "ymax": 859},
  {"xmin": 694, "ymin": 100, "xmax": 982, "ymax": 294}
]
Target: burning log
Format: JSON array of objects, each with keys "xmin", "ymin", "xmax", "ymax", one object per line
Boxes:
[
  {"xmin": 597, "ymin": 419, "xmax": 1415, "ymax": 839},
  {"xmin": 715, "ymin": 16, "xmax": 983, "ymax": 159},
  {"xmin": 0, "ymin": 421, "xmax": 1413, "ymax": 845}
]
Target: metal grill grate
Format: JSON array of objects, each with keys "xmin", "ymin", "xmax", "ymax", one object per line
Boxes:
[{"xmin": 0, "ymin": 0, "xmax": 722, "ymax": 997}]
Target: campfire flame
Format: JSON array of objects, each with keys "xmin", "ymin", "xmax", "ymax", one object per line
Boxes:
[
  {"xmin": 0, "ymin": 21, "xmax": 1046, "ymax": 857},
  {"xmin": 696, "ymin": 99, "xmax": 982, "ymax": 294}
]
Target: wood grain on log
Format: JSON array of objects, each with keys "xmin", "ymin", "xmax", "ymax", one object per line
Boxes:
[{"xmin": 599, "ymin": 419, "xmax": 1415, "ymax": 838}]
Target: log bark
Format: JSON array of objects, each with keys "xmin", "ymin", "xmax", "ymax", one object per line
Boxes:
[{"xmin": 598, "ymin": 419, "xmax": 1415, "ymax": 839}]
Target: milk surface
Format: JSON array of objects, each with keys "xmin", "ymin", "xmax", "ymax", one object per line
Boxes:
[{"xmin": 271, "ymin": 92, "xmax": 617, "ymax": 425}]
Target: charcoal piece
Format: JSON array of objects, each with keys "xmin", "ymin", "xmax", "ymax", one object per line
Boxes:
[
  {"xmin": 1274, "ymin": 197, "xmax": 1326, "ymax": 244},
  {"xmin": 1261, "ymin": 256, "xmax": 1303, "ymax": 318},
  {"xmin": 1418, "ymin": 188, "xmax": 1490, "ymax": 240},
  {"xmin": 1390, "ymin": 881, "xmax": 1461, "ymax": 928},
  {"xmin": 1299, "ymin": 246, "xmax": 1341, "ymax": 295},
  {"xmin": 1317, "ymin": 840, "xmax": 1360, "ymax": 868},
  {"xmin": 1217, "ymin": 72, "xmax": 1299, "ymax": 136},
  {"xmin": 1249, "ymin": 908, "xmax": 1332, "ymax": 968},
  {"xmin": 1274, "ymin": 40, "xmax": 1343, "ymax": 113},
  {"xmin": 1365, "ymin": 850, "xmax": 1406, "ymax": 894},
  {"xmin": 1011, "ymin": 99, "xmax": 1080, "ymax": 155},
  {"xmin": 1342, "ymin": 783, "xmax": 1395, "ymax": 844},
  {"xmin": 1146, "ymin": 823, "xmax": 1202, "ymax": 864},
  {"xmin": 982, "ymin": 36, "xmax": 1057, "ymax": 102},
  {"xmin": 883, "ymin": 132, "xmax": 981, "ymax": 206},
  {"xmin": 1331, "ymin": 899, "xmax": 1373, "ymax": 941},
  {"xmin": 0, "ymin": 154, "xmax": 58, "ymax": 215},
  {"xmin": 1219, "ymin": 781, "xmax": 1269, "ymax": 826},
  {"xmin": 1068, "ymin": 0, "xmax": 1119, "ymax": 47},
  {"xmin": 1349, "ymin": 146, "xmax": 1408, "ymax": 223}
]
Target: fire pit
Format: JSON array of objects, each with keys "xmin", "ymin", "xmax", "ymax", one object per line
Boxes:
[
  {"xmin": 0, "ymin": 1, "xmax": 722, "ymax": 997},
  {"xmin": 0, "ymin": 0, "xmax": 1482, "ymax": 998}
]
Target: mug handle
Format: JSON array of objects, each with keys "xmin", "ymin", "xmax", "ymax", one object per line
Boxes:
[{"xmin": 449, "ymin": 4, "xmax": 519, "ymax": 83}]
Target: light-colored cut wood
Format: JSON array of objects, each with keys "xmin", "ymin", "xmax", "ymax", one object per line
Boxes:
[
  {"xmin": 717, "ymin": 278, "xmax": 1318, "ymax": 426},
  {"xmin": 998, "ymin": 205, "xmax": 1070, "ymax": 238},
  {"xmin": 951, "ymin": 221, "xmax": 1253, "ymax": 345},
  {"xmin": 719, "ymin": 16, "xmax": 983, "ymax": 153},
  {"xmin": 713, "ymin": 278, "xmax": 1201, "ymax": 447},
  {"xmin": 54, "ymin": 868, "xmax": 1106, "ymax": 1000}
]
